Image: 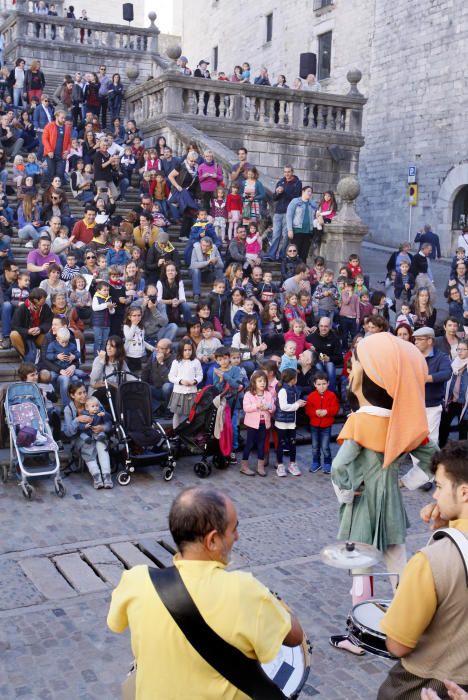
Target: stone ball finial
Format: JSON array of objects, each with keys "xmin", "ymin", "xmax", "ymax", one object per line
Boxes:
[
  {"xmin": 148, "ymin": 11, "xmax": 157, "ymax": 22},
  {"xmin": 336, "ymin": 175, "xmax": 360, "ymax": 202},
  {"xmin": 126, "ymin": 64, "xmax": 140, "ymax": 82},
  {"xmin": 166, "ymin": 44, "xmax": 182, "ymax": 61},
  {"xmin": 346, "ymin": 69, "xmax": 363, "ymax": 96}
]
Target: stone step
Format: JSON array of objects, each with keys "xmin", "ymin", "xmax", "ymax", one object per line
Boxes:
[
  {"xmin": 19, "ymin": 556, "xmax": 77, "ymax": 600},
  {"xmin": 108, "ymin": 541, "xmax": 156, "ymax": 568},
  {"xmin": 80, "ymin": 545, "xmax": 125, "ymax": 587},
  {"xmin": 51, "ymin": 552, "xmax": 108, "ymax": 593}
]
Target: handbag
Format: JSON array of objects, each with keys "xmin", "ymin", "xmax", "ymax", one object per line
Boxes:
[{"xmin": 121, "ymin": 566, "xmax": 287, "ymax": 700}]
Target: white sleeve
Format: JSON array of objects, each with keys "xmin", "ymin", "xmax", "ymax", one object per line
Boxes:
[
  {"xmin": 178, "ymin": 280, "xmax": 186, "ymax": 303},
  {"xmin": 168, "ymin": 360, "xmax": 179, "ymax": 384},
  {"xmin": 278, "ymin": 388, "xmax": 301, "ymax": 412}
]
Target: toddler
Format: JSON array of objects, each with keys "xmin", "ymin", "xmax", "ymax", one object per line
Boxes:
[
  {"xmin": 69, "ymin": 274, "xmax": 92, "ymax": 321},
  {"xmin": 245, "ymin": 224, "xmax": 262, "ymax": 264},
  {"xmin": 196, "ymin": 321, "xmax": 222, "ymax": 381},
  {"xmin": 283, "ymin": 319, "xmax": 312, "ymax": 358},
  {"xmin": 313, "ymin": 269, "xmax": 339, "ymax": 321},
  {"xmin": 77, "ymin": 397, "xmax": 110, "ymax": 444},
  {"xmin": 280, "ymin": 340, "xmax": 298, "ymax": 372},
  {"xmin": 396, "ymin": 302, "xmax": 417, "ymax": 328}
]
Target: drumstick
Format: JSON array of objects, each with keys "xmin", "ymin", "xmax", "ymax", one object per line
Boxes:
[{"xmin": 373, "ymin": 602, "xmax": 387, "ymax": 613}]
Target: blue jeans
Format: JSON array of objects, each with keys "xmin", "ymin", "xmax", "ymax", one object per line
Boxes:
[
  {"xmin": 150, "ymin": 382, "xmax": 173, "ymax": 411},
  {"xmin": 268, "ymin": 213, "xmax": 288, "ymax": 259},
  {"xmin": 339, "ymin": 316, "xmax": 357, "ymax": 351},
  {"xmin": 276, "ymin": 427, "xmax": 297, "ymax": 464},
  {"xmin": 231, "ymin": 407, "xmax": 240, "ymax": 450},
  {"xmin": 311, "ymin": 426, "xmax": 331, "ymax": 466},
  {"xmin": 76, "ymin": 191, "xmax": 95, "ymax": 203},
  {"xmin": 1, "ymin": 300, "xmax": 12, "ymax": 337},
  {"xmin": 18, "ymin": 224, "xmax": 47, "ymax": 242},
  {"xmin": 13, "ymin": 87, "xmax": 23, "ymax": 108},
  {"xmin": 317, "ymin": 309, "xmax": 335, "ymax": 323},
  {"xmin": 46, "ymin": 156, "xmax": 66, "ymax": 185},
  {"xmin": 93, "ymin": 326, "xmax": 110, "ymax": 356},
  {"xmin": 242, "ymin": 423, "xmax": 267, "ymax": 460},
  {"xmin": 118, "ymin": 177, "xmax": 130, "ymax": 199},
  {"xmin": 146, "ymin": 323, "xmax": 178, "ymax": 345},
  {"xmin": 191, "ymin": 266, "xmax": 223, "ymax": 296},
  {"xmin": 315, "ymin": 361, "xmax": 336, "ymax": 393},
  {"xmin": 179, "ymin": 302, "xmax": 194, "ymax": 324},
  {"xmin": 51, "ymin": 369, "xmax": 88, "ymax": 406}
]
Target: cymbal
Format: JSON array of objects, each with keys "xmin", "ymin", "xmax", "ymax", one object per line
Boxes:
[{"xmin": 320, "ymin": 541, "xmax": 383, "ymax": 569}]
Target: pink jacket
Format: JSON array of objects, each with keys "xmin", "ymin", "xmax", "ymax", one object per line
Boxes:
[
  {"xmin": 198, "ymin": 162, "xmax": 223, "ymax": 193},
  {"xmin": 243, "ymin": 389, "xmax": 275, "ymax": 429}
]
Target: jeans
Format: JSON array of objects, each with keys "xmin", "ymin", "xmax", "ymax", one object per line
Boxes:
[
  {"xmin": 268, "ymin": 213, "xmax": 288, "ymax": 259},
  {"xmin": 18, "ymin": 224, "xmax": 46, "ymax": 242},
  {"xmin": 293, "ymin": 232, "xmax": 313, "ymax": 263},
  {"xmin": 242, "ymin": 423, "xmax": 267, "ymax": 460},
  {"xmin": 46, "ymin": 156, "xmax": 66, "ymax": 185},
  {"xmin": 109, "ymin": 95, "xmax": 122, "ymax": 120},
  {"xmin": 339, "ymin": 315, "xmax": 357, "ymax": 351},
  {"xmin": 231, "ymin": 407, "xmax": 240, "ymax": 450},
  {"xmin": 52, "ymin": 369, "xmax": 88, "ymax": 406},
  {"xmin": 146, "ymin": 323, "xmax": 178, "ymax": 344},
  {"xmin": 0, "ymin": 170, "xmax": 7, "ymax": 189},
  {"xmin": 191, "ymin": 266, "xmax": 223, "ymax": 296},
  {"xmin": 99, "ymin": 97, "xmax": 109, "ymax": 128},
  {"xmin": 1, "ymin": 300, "xmax": 12, "ymax": 336},
  {"xmin": 93, "ymin": 326, "xmax": 110, "ymax": 356},
  {"xmin": 317, "ymin": 309, "xmax": 335, "ymax": 323},
  {"xmin": 76, "ymin": 190, "xmax": 95, "ymax": 203},
  {"xmin": 276, "ymin": 427, "xmax": 297, "ymax": 464},
  {"xmin": 118, "ymin": 176, "xmax": 130, "ymax": 199},
  {"xmin": 150, "ymin": 382, "xmax": 173, "ymax": 411},
  {"xmin": 311, "ymin": 426, "xmax": 331, "ymax": 466},
  {"xmin": 315, "ymin": 361, "xmax": 336, "ymax": 392},
  {"xmin": 13, "ymin": 87, "xmax": 24, "ymax": 107}
]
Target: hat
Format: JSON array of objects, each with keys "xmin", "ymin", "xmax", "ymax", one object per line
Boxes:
[
  {"xmin": 198, "ymin": 59, "xmax": 209, "ymax": 66},
  {"xmin": 180, "ymin": 56, "xmax": 188, "ymax": 63},
  {"xmin": 158, "ymin": 232, "xmax": 169, "ymax": 244},
  {"xmin": 413, "ymin": 326, "xmax": 435, "ymax": 338}
]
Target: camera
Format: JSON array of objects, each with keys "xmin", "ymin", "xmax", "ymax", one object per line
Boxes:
[{"xmin": 148, "ymin": 295, "xmax": 157, "ymax": 303}]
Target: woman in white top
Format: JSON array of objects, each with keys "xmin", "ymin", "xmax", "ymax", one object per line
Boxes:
[
  {"xmin": 11, "ymin": 57, "xmax": 25, "ymax": 108},
  {"xmin": 231, "ymin": 314, "xmax": 267, "ymax": 377},
  {"xmin": 155, "ymin": 262, "xmax": 193, "ymax": 324},
  {"xmin": 90, "ymin": 335, "xmax": 135, "ymax": 406},
  {"xmin": 167, "ymin": 338, "xmax": 203, "ymax": 428}
]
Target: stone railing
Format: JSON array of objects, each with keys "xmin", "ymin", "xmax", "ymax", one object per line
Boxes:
[
  {"xmin": 0, "ymin": 10, "xmax": 159, "ymax": 55},
  {"xmin": 126, "ymin": 69, "xmax": 366, "ymax": 137}
]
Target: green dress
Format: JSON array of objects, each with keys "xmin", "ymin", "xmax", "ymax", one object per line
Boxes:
[{"xmin": 331, "ymin": 439, "xmax": 437, "ymax": 552}]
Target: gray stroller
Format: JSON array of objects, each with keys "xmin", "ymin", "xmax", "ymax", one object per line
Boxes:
[{"xmin": 3, "ymin": 382, "xmax": 65, "ymax": 500}]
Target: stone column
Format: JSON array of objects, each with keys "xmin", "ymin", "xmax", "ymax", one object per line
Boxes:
[{"xmin": 320, "ymin": 175, "xmax": 368, "ymax": 269}]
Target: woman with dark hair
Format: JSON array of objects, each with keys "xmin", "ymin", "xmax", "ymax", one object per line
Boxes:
[
  {"xmin": 273, "ymin": 74, "xmax": 289, "ymax": 88},
  {"xmin": 447, "ymin": 286, "xmax": 465, "ymax": 327},
  {"xmin": 240, "ymin": 167, "xmax": 266, "ymax": 225},
  {"xmin": 155, "ymin": 135, "xmax": 167, "ymax": 158},
  {"xmin": 111, "ymin": 116, "xmax": 125, "ymax": 145},
  {"xmin": 108, "ymin": 73, "xmax": 124, "ymax": 121},
  {"xmin": 82, "ymin": 130, "xmax": 98, "ymax": 165},
  {"xmin": 444, "ymin": 260, "xmax": 468, "ymax": 299},
  {"xmin": 83, "ymin": 73, "xmax": 101, "ymax": 116},
  {"xmin": 261, "ymin": 301, "xmax": 285, "ymax": 353},
  {"xmin": 395, "ymin": 322, "xmax": 413, "ymax": 343},
  {"xmin": 70, "ymin": 158, "xmax": 94, "ymax": 202},
  {"xmin": 89, "ymin": 335, "xmax": 134, "ymax": 398},
  {"xmin": 231, "ymin": 315, "xmax": 267, "ymax": 376},
  {"xmin": 19, "ymin": 110, "xmax": 39, "ymax": 152},
  {"xmin": 124, "ymin": 260, "xmax": 145, "ymax": 293},
  {"xmin": 412, "ymin": 287, "xmax": 436, "ymax": 330},
  {"xmin": 63, "ymin": 381, "xmax": 114, "ymax": 489},
  {"xmin": 156, "ymin": 262, "xmax": 193, "ymax": 324},
  {"xmin": 439, "ymin": 339, "xmax": 468, "ymax": 446}
]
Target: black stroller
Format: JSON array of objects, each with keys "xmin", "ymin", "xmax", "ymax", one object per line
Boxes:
[
  {"xmin": 103, "ymin": 372, "xmax": 176, "ymax": 485},
  {"xmin": 173, "ymin": 385, "xmax": 231, "ymax": 478}
]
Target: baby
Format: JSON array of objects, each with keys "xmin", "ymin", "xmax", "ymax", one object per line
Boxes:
[
  {"xmin": 77, "ymin": 397, "xmax": 109, "ymax": 444},
  {"xmin": 280, "ymin": 340, "xmax": 298, "ymax": 372}
]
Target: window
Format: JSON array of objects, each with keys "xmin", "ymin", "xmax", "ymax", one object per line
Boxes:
[
  {"xmin": 213, "ymin": 46, "xmax": 218, "ymax": 72},
  {"xmin": 266, "ymin": 13, "xmax": 273, "ymax": 43},
  {"xmin": 314, "ymin": 0, "xmax": 334, "ymax": 9},
  {"xmin": 452, "ymin": 185, "xmax": 468, "ymax": 229},
  {"xmin": 318, "ymin": 31, "xmax": 332, "ymax": 80}
]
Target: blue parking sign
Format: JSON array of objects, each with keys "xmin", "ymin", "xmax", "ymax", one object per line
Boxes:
[{"xmin": 408, "ymin": 166, "xmax": 417, "ymax": 184}]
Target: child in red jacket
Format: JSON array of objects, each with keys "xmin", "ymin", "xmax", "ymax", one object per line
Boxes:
[{"xmin": 305, "ymin": 372, "xmax": 339, "ymax": 474}]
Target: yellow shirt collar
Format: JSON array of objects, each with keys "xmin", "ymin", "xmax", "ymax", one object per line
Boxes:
[
  {"xmin": 173, "ymin": 554, "xmax": 226, "ymax": 570},
  {"xmin": 449, "ymin": 519, "xmax": 468, "ymax": 531}
]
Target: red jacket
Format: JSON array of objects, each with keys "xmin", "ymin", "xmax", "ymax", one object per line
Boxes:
[
  {"xmin": 42, "ymin": 121, "xmax": 72, "ymax": 158},
  {"xmin": 283, "ymin": 329, "xmax": 312, "ymax": 358},
  {"xmin": 305, "ymin": 389, "xmax": 339, "ymax": 428}
]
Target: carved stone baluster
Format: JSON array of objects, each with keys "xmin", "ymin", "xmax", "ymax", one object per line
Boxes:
[
  {"xmin": 340, "ymin": 108, "xmax": 347, "ymax": 131},
  {"xmin": 280, "ymin": 99, "xmax": 289, "ymax": 126},
  {"xmin": 329, "ymin": 108, "xmax": 337, "ymax": 131},
  {"xmin": 318, "ymin": 105, "xmax": 327, "ymax": 129},
  {"xmin": 224, "ymin": 93, "xmax": 232, "ymax": 119},
  {"xmin": 206, "ymin": 92, "xmax": 217, "ymax": 118},
  {"xmin": 262, "ymin": 98, "xmax": 271, "ymax": 125}
]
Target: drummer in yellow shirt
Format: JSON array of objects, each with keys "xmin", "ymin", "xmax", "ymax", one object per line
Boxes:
[
  {"xmin": 377, "ymin": 442, "xmax": 468, "ymax": 700},
  {"xmin": 107, "ymin": 487, "xmax": 303, "ymax": 700}
]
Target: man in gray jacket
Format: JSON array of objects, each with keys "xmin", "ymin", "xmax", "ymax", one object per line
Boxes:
[
  {"xmin": 190, "ymin": 237, "xmax": 223, "ymax": 301},
  {"xmin": 286, "ymin": 185, "xmax": 317, "ymax": 263}
]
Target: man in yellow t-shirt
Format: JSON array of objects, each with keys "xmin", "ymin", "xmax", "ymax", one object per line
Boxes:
[
  {"xmin": 377, "ymin": 442, "xmax": 468, "ymax": 700},
  {"xmin": 107, "ymin": 487, "xmax": 303, "ymax": 699}
]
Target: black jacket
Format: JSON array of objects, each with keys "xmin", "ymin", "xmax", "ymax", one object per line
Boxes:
[
  {"xmin": 273, "ymin": 176, "xmax": 302, "ymax": 215},
  {"xmin": 142, "ymin": 352, "xmax": 174, "ymax": 388},
  {"xmin": 145, "ymin": 244, "xmax": 181, "ymax": 284},
  {"xmin": 308, "ymin": 330, "xmax": 343, "ymax": 366},
  {"xmin": 410, "ymin": 253, "xmax": 429, "ymax": 278},
  {"xmin": 11, "ymin": 302, "xmax": 52, "ymax": 342}
]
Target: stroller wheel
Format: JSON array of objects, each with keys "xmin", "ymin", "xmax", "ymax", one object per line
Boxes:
[
  {"xmin": 194, "ymin": 461, "xmax": 211, "ymax": 479},
  {"xmin": 212, "ymin": 454, "xmax": 228, "ymax": 470},
  {"xmin": 162, "ymin": 466, "xmax": 174, "ymax": 482},
  {"xmin": 21, "ymin": 482, "xmax": 34, "ymax": 500},
  {"xmin": 54, "ymin": 481, "xmax": 66, "ymax": 498},
  {"xmin": 1, "ymin": 465, "xmax": 8, "ymax": 483},
  {"xmin": 117, "ymin": 471, "xmax": 131, "ymax": 486}
]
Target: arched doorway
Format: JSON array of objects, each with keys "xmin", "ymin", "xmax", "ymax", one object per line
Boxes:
[
  {"xmin": 452, "ymin": 185, "xmax": 468, "ymax": 230},
  {"xmin": 435, "ymin": 163, "xmax": 468, "ymax": 254}
]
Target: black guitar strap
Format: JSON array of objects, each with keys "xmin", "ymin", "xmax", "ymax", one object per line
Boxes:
[{"xmin": 149, "ymin": 566, "xmax": 287, "ymax": 700}]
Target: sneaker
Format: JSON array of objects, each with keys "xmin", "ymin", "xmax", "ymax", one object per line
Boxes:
[
  {"xmin": 288, "ymin": 463, "xmax": 302, "ymax": 476},
  {"xmin": 0, "ymin": 338, "xmax": 11, "ymax": 349},
  {"xmin": 229, "ymin": 452, "xmax": 238, "ymax": 464},
  {"xmin": 103, "ymin": 474, "xmax": 114, "ymax": 489},
  {"xmin": 179, "ymin": 236, "xmax": 189, "ymax": 242},
  {"xmin": 93, "ymin": 474, "xmax": 104, "ymax": 489},
  {"xmin": 309, "ymin": 463, "xmax": 321, "ymax": 473},
  {"xmin": 322, "ymin": 463, "xmax": 332, "ymax": 475},
  {"xmin": 25, "ymin": 240, "xmax": 34, "ymax": 248},
  {"xmin": 276, "ymin": 464, "xmax": 287, "ymax": 477}
]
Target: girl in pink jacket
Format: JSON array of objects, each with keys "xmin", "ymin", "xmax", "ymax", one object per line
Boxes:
[{"xmin": 240, "ymin": 370, "xmax": 275, "ymax": 477}]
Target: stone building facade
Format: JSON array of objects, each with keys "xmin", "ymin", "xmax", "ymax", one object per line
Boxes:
[{"xmin": 180, "ymin": 0, "xmax": 468, "ymax": 254}]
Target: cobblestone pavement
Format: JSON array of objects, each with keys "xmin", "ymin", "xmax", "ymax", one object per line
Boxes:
[{"xmin": 0, "ymin": 246, "xmax": 449, "ymax": 700}]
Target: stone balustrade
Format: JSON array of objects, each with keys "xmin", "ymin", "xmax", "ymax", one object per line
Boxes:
[
  {"xmin": 0, "ymin": 11, "xmax": 159, "ymax": 54},
  {"xmin": 126, "ymin": 71, "xmax": 366, "ymax": 137}
]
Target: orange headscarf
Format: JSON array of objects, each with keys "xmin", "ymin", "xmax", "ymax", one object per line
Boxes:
[{"xmin": 339, "ymin": 333, "xmax": 429, "ymax": 468}]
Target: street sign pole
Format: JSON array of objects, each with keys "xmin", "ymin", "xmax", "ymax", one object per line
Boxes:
[{"xmin": 408, "ymin": 203, "xmax": 412, "ymax": 242}]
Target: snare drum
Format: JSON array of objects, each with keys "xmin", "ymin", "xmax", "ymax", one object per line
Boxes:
[
  {"xmin": 262, "ymin": 636, "xmax": 312, "ymax": 699},
  {"xmin": 346, "ymin": 599, "xmax": 395, "ymax": 659}
]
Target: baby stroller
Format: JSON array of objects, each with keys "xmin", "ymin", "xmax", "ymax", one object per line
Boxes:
[
  {"xmin": 3, "ymin": 382, "xmax": 64, "ymax": 500},
  {"xmin": 103, "ymin": 372, "xmax": 176, "ymax": 485},
  {"xmin": 173, "ymin": 385, "xmax": 232, "ymax": 478}
]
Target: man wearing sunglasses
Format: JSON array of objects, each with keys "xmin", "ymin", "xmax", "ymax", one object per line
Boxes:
[{"xmin": 32, "ymin": 94, "xmax": 54, "ymax": 160}]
